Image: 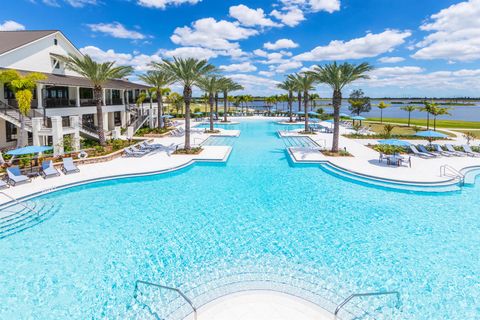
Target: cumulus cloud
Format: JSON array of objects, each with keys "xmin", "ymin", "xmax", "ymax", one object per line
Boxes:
[
  {"xmin": 228, "ymin": 73, "xmax": 280, "ymax": 94},
  {"xmin": 270, "ymin": 60, "xmax": 303, "ymax": 73},
  {"xmin": 161, "ymin": 47, "xmax": 220, "ymax": 60},
  {"xmin": 412, "ymin": 0, "xmax": 480, "ymax": 61},
  {"xmin": 270, "ymin": 7, "xmax": 305, "ymax": 27},
  {"xmin": 39, "ymin": 0, "xmax": 97, "ymax": 7},
  {"xmin": 137, "ymin": 0, "xmax": 201, "ymax": 9},
  {"xmin": 171, "ymin": 18, "xmax": 258, "ymax": 50},
  {"xmin": 294, "ymin": 30, "xmax": 411, "ymax": 61},
  {"xmin": 80, "ymin": 46, "xmax": 162, "ymax": 72},
  {"xmin": 87, "ymin": 22, "xmax": 148, "ymax": 40},
  {"xmin": 279, "ymin": 0, "xmax": 340, "ymax": 13},
  {"xmin": 220, "ymin": 62, "xmax": 257, "ymax": 72},
  {"xmin": 264, "ymin": 39, "xmax": 299, "ymax": 50},
  {"xmin": 0, "ymin": 20, "xmax": 25, "ymax": 31},
  {"xmin": 229, "ymin": 4, "xmax": 281, "ymax": 27},
  {"xmin": 378, "ymin": 56, "xmax": 405, "ymax": 63}
]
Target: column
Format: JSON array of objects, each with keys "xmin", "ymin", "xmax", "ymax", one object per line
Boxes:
[
  {"xmin": 36, "ymin": 84, "xmax": 43, "ymax": 109},
  {"xmin": 69, "ymin": 116, "xmax": 81, "ymax": 151},
  {"xmin": 120, "ymin": 111, "xmax": 127, "ymax": 127},
  {"xmin": 102, "ymin": 88, "xmax": 106, "ymax": 106},
  {"xmin": 121, "ymin": 89, "xmax": 125, "ymax": 105},
  {"xmin": 32, "ymin": 117, "xmax": 43, "ymax": 146},
  {"xmin": 76, "ymin": 87, "xmax": 81, "ymax": 107},
  {"xmin": 102, "ymin": 112, "xmax": 109, "ymax": 132},
  {"xmin": 108, "ymin": 112, "xmax": 115, "ymax": 130},
  {"xmin": 51, "ymin": 116, "xmax": 64, "ymax": 156}
]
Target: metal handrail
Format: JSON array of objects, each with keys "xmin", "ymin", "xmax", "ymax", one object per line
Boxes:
[
  {"xmin": 334, "ymin": 291, "xmax": 400, "ymax": 316},
  {"xmin": 134, "ymin": 280, "xmax": 197, "ymax": 320},
  {"xmin": 440, "ymin": 164, "xmax": 465, "ymax": 185},
  {"xmin": 0, "ymin": 192, "xmax": 40, "ymax": 220}
]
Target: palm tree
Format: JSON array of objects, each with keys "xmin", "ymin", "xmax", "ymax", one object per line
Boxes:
[
  {"xmin": 309, "ymin": 62, "xmax": 373, "ymax": 152},
  {"xmin": 265, "ymin": 96, "xmax": 277, "ymax": 114},
  {"xmin": 219, "ymin": 78, "xmax": 243, "ymax": 122},
  {"xmin": 400, "ymin": 105, "xmax": 416, "ymax": 127},
  {"xmin": 60, "ymin": 54, "xmax": 133, "ymax": 146},
  {"xmin": 430, "ymin": 106, "xmax": 451, "ymax": 131},
  {"xmin": 138, "ymin": 70, "xmax": 174, "ymax": 129},
  {"xmin": 419, "ymin": 101, "xmax": 437, "ymax": 130},
  {"xmin": 0, "ymin": 70, "xmax": 46, "ymax": 147},
  {"xmin": 289, "ymin": 73, "xmax": 316, "ymax": 132},
  {"xmin": 155, "ymin": 58, "xmax": 215, "ymax": 150},
  {"xmin": 168, "ymin": 92, "xmax": 183, "ymax": 115},
  {"xmin": 276, "ymin": 78, "xmax": 296, "ymax": 122},
  {"xmin": 309, "ymin": 93, "xmax": 320, "ymax": 111},
  {"xmin": 377, "ymin": 101, "xmax": 389, "ymax": 123},
  {"xmin": 197, "ymin": 75, "xmax": 222, "ymax": 131}
]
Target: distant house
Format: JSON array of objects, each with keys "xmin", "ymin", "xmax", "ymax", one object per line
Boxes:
[{"xmin": 0, "ymin": 30, "xmax": 149, "ymax": 149}]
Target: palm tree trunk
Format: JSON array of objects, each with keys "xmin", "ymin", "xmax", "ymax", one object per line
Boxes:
[
  {"xmin": 434, "ymin": 116, "xmax": 436, "ymax": 131},
  {"xmin": 408, "ymin": 112, "xmax": 411, "ymax": 127},
  {"xmin": 209, "ymin": 93, "xmax": 214, "ymax": 131},
  {"xmin": 157, "ymin": 88, "xmax": 164, "ymax": 129},
  {"xmin": 380, "ymin": 110, "xmax": 383, "ymax": 123},
  {"xmin": 288, "ymin": 91, "xmax": 293, "ymax": 122},
  {"xmin": 183, "ymin": 86, "xmax": 192, "ymax": 150},
  {"xmin": 223, "ymin": 91, "xmax": 228, "ymax": 122},
  {"xmin": 426, "ymin": 112, "xmax": 430, "ymax": 130},
  {"xmin": 297, "ymin": 92, "xmax": 302, "ymax": 114},
  {"xmin": 94, "ymin": 87, "xmax": 106, "ymax": 146},
  {"xmin": 304, "ymin": 91, "xmax": 309, "ymax": 132},
  {"xmin": 332, "ymin": 89, "xmax": 342, "ymax": 152},
  {"xmin": 214, "ymin": 93, "xmax": 219, "ymax": 120}
]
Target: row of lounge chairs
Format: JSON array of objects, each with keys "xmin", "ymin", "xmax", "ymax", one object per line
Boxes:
[
  {"xmin": 0, "ymin": 157, "xmax": 79, "ymax": 189},
  {"xmin": 123, "ymin": 141, "xmax": 175, "ymax": 157},
  {"xmin": 409, "ymin": 144, "xmax": 480, "ymax": 159}
]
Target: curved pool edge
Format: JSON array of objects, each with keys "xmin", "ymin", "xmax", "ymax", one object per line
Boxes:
[{"xmin": 0, "ymin": 147, "xmax": 233, "ymax": 208}]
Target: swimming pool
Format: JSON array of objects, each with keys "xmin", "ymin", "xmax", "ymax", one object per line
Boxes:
[{"xmin": 1, "ymin": 119, "xmax": 480, "ymax": 319}]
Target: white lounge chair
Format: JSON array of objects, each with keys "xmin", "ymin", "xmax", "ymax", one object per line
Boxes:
[
  {"xmin": 61, "ymin": 157, "xmax": 80, "ymax": 174},
  {"xmin": 445, "ymin": 144, "xmax": 467, "ymax": 156},
  {"xmin": 433, "ymin": 144, "xmax": 454, "ymax": 157},
  {"xmin": 418, "ymin": 145, "xmax": 439, "ymax": 157},
  {"xmin": 6, "ymin": 166, "xmax": 31, "ymax": 185},
  {"xmin": 131, "ymin": 145, "xmax": 150, "ymax": 155},
  {"xmin": 0, "ymin": 179, "xmax": 9, "ymax": 189},
  {"xmin": 40, "ymin": 160, "xmax": 61, "ymax": 178},
  {"xmin": 124, "ymin": 147, "xmax": 146, "ymax": 157},
  {"xmin": 462, "ymin": 145, "xmax": 480, "ymax": 157},
  {"xmin": 409, "ymin": 145, "xmax": 435, "ymax": 158}
]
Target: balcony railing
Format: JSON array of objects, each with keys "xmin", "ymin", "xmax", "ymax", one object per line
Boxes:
[
  {"xmin": 45, "ymin": 98, "xmax": 76, "ymax": 108},
  {"xmin": 106, "ymin": 98, "xmax": 123, "ymax": 106},
  {"xmin": 80, "ymin": 99, "xmax": 96, "ymax": 107},
  {"xmin": 7, "ymin": 99, "xmax": 38, "ymax": 108}
]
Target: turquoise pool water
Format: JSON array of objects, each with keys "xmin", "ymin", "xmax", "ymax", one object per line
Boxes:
[{"xmin": 1, "ymin": 119, "xmax": 480, "ymax": 319}]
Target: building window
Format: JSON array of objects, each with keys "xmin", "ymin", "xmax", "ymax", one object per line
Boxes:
[
  {"xmin": 114, "ymin": 112, "xmax": 122, "ymax": 126},
  {"xmin": 5, "ymin": 121, "xmax": 17, "ymax": 142},
  {"xmin": 54, "ymin": 39, "xmax": 58, "ymax": 45},
  {"xmin": 3, "ymin": 84, "xmax": 15, "ymax": 99},
  {"xmin": 51, "ymin": 58, "xmax": 61, "ymax": 69},
  {"xmin": 79, "ymin": 88, "xmax": 93, "ymax": 99}
]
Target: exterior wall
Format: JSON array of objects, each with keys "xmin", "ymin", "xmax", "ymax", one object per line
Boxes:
[
  {"xmin": 0, "ymin": 32, "xmax": 82, "ymax": 77},
  {"xmin": 45, "ymin": 105, "xmax": 127, "ymax": 117},
  {"xmin": 0, "ymin": 119, "xmax": 16, "ymax": 150}
]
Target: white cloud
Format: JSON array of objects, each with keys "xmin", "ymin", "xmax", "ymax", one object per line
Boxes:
[
  {"xmin": 270, "ymin": 7, "xmax": 305, "ymax": 27},
  {"xmin": 220, "ymin": 62, "xmax": 257, "ymax": 72},
  {"xmin": 271, "ymin": 60, "xmax": 303, "ymax": 73},
  {"xmin": 280, "ymin": 0, "xmax": 340, "ymax": 13},
  {"xmin": 369, "ymin": 66, "xmax": 424, "ymax": 77},
  {"xmin": 253, "ymin": 49, "xmax": 269, "ymax": 57},
  {"xmin": 80, "ymin": 46, "xmax": 162, "ymax": 72},
  {"xmin": 294, "ymin": 30, "xmax": 411, "ymax": 61},
  {"xmin": 171, "ymin": 18, "xmax": 258, "ymax": 50},
  {"xmin": 87, "ymin": 22, "xmax": 148, "ymax": 40},
  {"xmin": 162, "ymin": 47, "xmax": 219, "ymax": 60},
  {"xmin": 0, "ymin": 20, "xmax": 25, "ymax": 31},
  {"xmin": 229, "ymin": 4, "xmax": 281, "ymax": 27},
  {"xmin": 412, "ymin": 0, "xmax": 480, "ymax": 61},
  {"xmin": 40, "ymin": 0, "xmax": 97, "ymax": 7},
  {"xmin": 264, "ymin": 38, "xmax": 299, "ymax": 50},
  {"xmin": 137, "ymin": 0, "xmax": 200, "ymax": 9},
  {"xmin": 228, "ymin": 73, "xmax": 280, "ymax": 95},
  {"xmin": 378, "ymin": 56, "xmax": 405, "ymax": 63},
  {"xmin": 259, "ymin": 70, "xmax": 275, "ymax": 77}
]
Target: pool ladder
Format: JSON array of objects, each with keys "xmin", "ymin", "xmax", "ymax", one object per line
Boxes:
[
  {"xmin": 334, "ymin": 290, "xmax": 401, "ymax": 318},
  {"xmin": 134, "ymin": 280, "xmax": 197, "ymax": 320},
  {"xmin": 440, "ymin": 164, "xmax": 465, "ymax": 186}
]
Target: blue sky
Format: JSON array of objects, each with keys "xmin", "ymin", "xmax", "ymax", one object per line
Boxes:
[{"xmin": 1, "ymin": 0, "xmax": 480, "ymax": 97}]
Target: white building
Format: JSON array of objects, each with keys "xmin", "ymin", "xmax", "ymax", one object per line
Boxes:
[{"xmin": 0, "ymin": 30, "xmax": 150, "ymax": 150}]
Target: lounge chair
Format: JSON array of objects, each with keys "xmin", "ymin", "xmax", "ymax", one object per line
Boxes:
[
  {"xmin": 418, "ymin": 145, "xmax": 439, "ymax": 157},
  {"xmin": 40, "ymin": 160, "xmax": 61, "ymax": 178},
  {"xmin": 61, "ymin": 157, "xmax": 80, "ymax": 174},
  {"xmin": 6, "ymin": 166, "xmax": 31, "ymax": 185},
  {"xmin": 124, "ymin": 147, "xmax": 146, "ymax": 157},
  {"xmin": 433, "ymin": 144, "xmax": 454, "ymax": 157},
  {"xmin": 131, "ymin": 145, "xmax": 150, "ymax": 155},
  {"xmin": 138, "ymin": 141, "xmax": 159, "ymax": 151},
  {"xmin": 409, "ymin": 145, "xmax": 435, "ymax": 158},
  {"xmin": 462, "ymin": 145, "xmax": 480, "ymax": 157},
  {"xmin": 0, "ymin": 178, "xmax": 9, "ymax": 189},
  {"xmin": 445, "ymin": 144, "xmax": 467, "ymax": 156}
]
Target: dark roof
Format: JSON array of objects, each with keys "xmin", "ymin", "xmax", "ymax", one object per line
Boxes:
[
  {"xmin": 0, "ymin": 67, "xmax": 149, "ymax": 90},
  {"xmin": 0, "ymin": 30, "xmax": 58, "ymax": 55}
]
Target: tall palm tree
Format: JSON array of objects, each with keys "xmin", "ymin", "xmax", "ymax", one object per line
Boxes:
[
  {"xmin": 0, "ymin": 70, "xmax": 46, "ymax": 147},
  {"xmin": 377, "ymin": 101, "xmax": 389, "ymax": 123},
  {"xmin": 197, "ymin": 75, "xmax": 222, "ymax": 131},
  {"xmin": 60, "ymin": 54, "xmax": 133, "ymax": 146},
  {"xmin": 400, "ymin": 105, "xmax": 416, "ymax": 127},
  {"xmin": 276, "ymin": 78, "xmax": 296, "ymax": 122},
  {"xmin": 419, "ymin": 101, "xmax": 437, "ymax": 130},
  {"xmin": 288, "ymin": 73, "xmax": 303, "ymax": 114},
  {"xmin": 154, "ymin": 58, "xmax": 215, "ymax": 150},
  {"xmin": 430, "ymin": 105, "xmax": 451, "ymax": 131},
  {"xmin": 309, "ymin": 62, "xmax": 373, "ymax": 152},
  {"xmin": 219, "ymin": 78, "xmax": 243, "ymax": 122},
  {"xmin": 289, "ymin": 73, "xmax": 316, "ymax": 132},
  {"xmin": 138, "ymin": 70, "xmax": 174, "ymax": 129}
]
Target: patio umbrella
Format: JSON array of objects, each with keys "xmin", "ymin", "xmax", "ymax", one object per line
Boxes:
[
  {"xmin": 340, "ymin": 113, "xmax": 351, "ymax": 118},
  {"xmin": 162, "ymin": 114, "xmax": 174, "ymax": 119},
  {"xmin": 351, "ymin": 115, "xmax": 366, "ymax": 125},
  {"xmin": 415, "ymin": 130, "xmax": 448, "ymax": 145},
  {"xmin": 6, "ymin": 145, "xmax": 52, "ymax": 156},
  {"xmin": 378, "ymin": 139, "xmax": 412, "ymax": 147},
  {"xmin": 324, "ymin": 119, "xmax": 334, "ymax": 123},
  {"xmin": 295, "ymin": 111, "xmax": 305, "ymax": 115},
  {"xmin": 308, "ymin": 111, "xmax": 319, "ymax": 116}
]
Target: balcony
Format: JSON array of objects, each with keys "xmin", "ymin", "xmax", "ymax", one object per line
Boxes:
[{"xmin": 45, "ymin": 98, "xmax": 76, "ymax": 108}]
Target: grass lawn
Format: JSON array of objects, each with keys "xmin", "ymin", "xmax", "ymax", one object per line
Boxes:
[
  {"xmin": 362, "ymin": 122, "xmax": 456, "ymax": 137},
  {"xmin": 366, "ymin": 118, "xmax": 480, "ymax": 129},
  {"xmin": 454, "ymin": 130, "xmax": 480, "ymax": 138}
]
